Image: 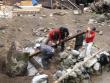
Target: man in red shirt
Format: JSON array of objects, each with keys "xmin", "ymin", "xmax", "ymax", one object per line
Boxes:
[
  {"xmin": 46, "ymin": 27, "xmax": 69, "ymax": 51},
  {"xmin": 47, "ymin": 28, "xmax": 61, "ymax": 47},
  {"xmin": 83, "ymin": 27, "xmax": 96, "ymax": 57}
]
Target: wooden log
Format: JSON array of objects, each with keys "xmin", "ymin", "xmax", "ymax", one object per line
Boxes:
[{"xmin": 53, "ymin": 49, "xmax": 103, "ymax": 83}]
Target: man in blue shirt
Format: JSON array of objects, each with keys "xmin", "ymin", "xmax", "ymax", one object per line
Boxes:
[{"xmin": 35, "ymin": 43, "xmax": 55, "ymax": 69}]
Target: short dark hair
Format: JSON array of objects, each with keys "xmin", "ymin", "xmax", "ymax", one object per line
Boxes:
[
  {"xmin": 59, "ymin": 27, "xmax": 66, "ymax": 32},
  {"xmin": 92, "ymin": 27, "xmax": 96, "ymax": 31}
]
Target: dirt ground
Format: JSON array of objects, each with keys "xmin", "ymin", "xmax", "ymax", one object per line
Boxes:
[{"xmin": 0, "ymin": 8, "xmax": 110, "ymax": 83}]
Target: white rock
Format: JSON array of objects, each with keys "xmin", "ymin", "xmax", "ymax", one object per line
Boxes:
[
  {"xmin": 73, "ymin": 10, "xmax": 81, "ymax": 15},
  {"xmin": 85, "ymin": 58, "xmax": 97, "ymax": 68},
  {"xmin": 84, "ymin": 7, "xmax": 91, "ymax": 13},
  {"xmin": 27, "ymin": 62, "xmax": 38, "ymax": 76},
  {"xmin": 88, "ymin": 19, "xmax": 96, "ymax": 24},
  {"xmin": 99, "ymin": 51, "xmax": 110, "ymax": 56},
  {"xmin": 66, "ymin": 46, "xmax": 71, "ymax": 50},
  {"xmin": 75, "ymin": 68, "xmax": 82, "ymax": 75},
  {"xmin": 23, "ymin": 47, "xmax": 35, "ymax": 55},
  {"xmin": 93, "ymin": 62, "xmax": 100, "ymax": 71},
  {"xmin": 71, "ymin": 50, "xmax": 80, "ymax": 56},
  {"xmin": 59, "ymin": 52, "xmax": 68, "ymax": 59},
  {"xmin": 69, "ymin": 71, "xmax": 77, "ymax": 77},
  {"xmin": 32, "ymin": 74, "xmax": 48, "ymax": 83}
]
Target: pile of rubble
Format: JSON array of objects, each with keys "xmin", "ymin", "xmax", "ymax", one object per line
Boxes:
[
  {"xmin": 5, "ymin": 36, "xmax": 110, "ymax": 83},
  {"xmin": 53, "ymin": 47, "xmax": 110, "ymax": 83},
  {"xmin": 90, "ymin": 1, "xmax": 110, "ymax": 14}
]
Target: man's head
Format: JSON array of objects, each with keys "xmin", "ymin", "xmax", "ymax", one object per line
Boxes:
[
  {"xmin": 92, "ymin": 27, "xmax": 96, "ymax": 31},
  {"xmin": 59, "ymin": 27, "xmax": 67, "ymax": 32}
]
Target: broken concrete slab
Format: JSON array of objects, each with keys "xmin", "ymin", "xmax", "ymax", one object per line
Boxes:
[{"xmin": 27, "ymin": 62, "xmax": 39, "ymax": 76}]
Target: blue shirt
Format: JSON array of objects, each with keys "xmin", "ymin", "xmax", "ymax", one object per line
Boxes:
[{"xmin": 40, "ymin": 44, "xmax": 55, "ymax": 54}]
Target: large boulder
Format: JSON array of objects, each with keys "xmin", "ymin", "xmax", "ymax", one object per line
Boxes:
[{"xmin": 6, "ymin": 41, "xmax": 29, "ymax": 77}]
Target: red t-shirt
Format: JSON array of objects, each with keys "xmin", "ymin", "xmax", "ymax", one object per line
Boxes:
[
  {"xmin": 85, "ymin": 31, "xmax": 96, "ymax": 43},
  {"xmin": 49, "ymin": 28, "xmax": 61, "ymax": 41}
]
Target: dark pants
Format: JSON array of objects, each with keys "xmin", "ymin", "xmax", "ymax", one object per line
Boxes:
[
  {"xmin": 74, "ymin": 45, "xmax": 82, "ymax": 51},
  {"xmin": 42, "ymin": 53, "xmax": 54, "ymax": 68},
  {"xmin": 60, "ymin": 42, "xmax": 65, "ymax": 51}
]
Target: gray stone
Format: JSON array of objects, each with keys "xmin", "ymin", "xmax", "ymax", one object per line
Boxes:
[
  {"xmin": 18, "ymin": 28, "xmax": 23, "ymax": 31},
  {"xmin": 88, "ymin": 19, "xmax": 97, "ymax": 24},
  {"xmin": 61, "ymin": 55, "xmax": 74, "ymax": 68},
  {"xmin": 32, "ymin": 74, "xmax": 48, "ymax": 83},
  {"xmin": 96, "ymin": 15, "xmax": 106, "ymax": 23},
  {"xmin": 99, "ymin": 31, "xmax": 103, "ymax": 35},
  {"xmin": 6, "ymin": 41, "xmax": 29, "ymax": 77},
  {"xmin": 71, "ymin": 50, "xmax": 80, "ymax": 56},
  {"xmin": 90, "ymin": 2, "xmax": 110, "ymax": 13},
  {"xmin": 53, "ymin": 70, "xmax": 66, "ymax": 80},
  {"xmin": 59, "ymin": 52, "xmax": 68, "ymax": 59}
]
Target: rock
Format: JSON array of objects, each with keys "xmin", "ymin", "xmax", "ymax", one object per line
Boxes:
[
  {"xmin": 71, "ymin": 50, "xmax": 80, "ymax": 56},
  {"xmin": 84, "ymin": 7, "xmax": 91, "ymax": 13},
  {"xmin": 66, "ymin": 46, "xmax": 71, "ymax": 51},
  {"xmin": 0, "ymin": 43, "xmax": 4, "ymax": 48},
  {"xmin": 0, "ymin": 41, "xmax": 4, "ymax": 48},
  {"xmin": 61, "ymin": 55, "xmax": 74, "ymax": 68},
  {"xmin": 18, "ymin": 28, "xmax": 23, "ymax": 31},
  {"xmin": 0, "ymin": 26, "xmax": 7, "ymax": 30},
  {"xmin": 1, "ymin": 30, "xmax": 6, "ymax": 34},
  {"xmin": 66, "ymin": 69, "xmax": 77, "ymax": 77},
  {"xmin": 99, "ymin": 31, "xmax": 103, "ymax": 35},
  {"xmin": 49, "ymin": 13, "xmax": 53, "ymax": 17},
  {"xmin": 88, "ymin": 19, "xmax": 97, "ymax": 24},
  {"xmin": 23, "ymin": 47, "xmax": 35, "ymax": 55},
  {"xmin": 59, "ymin": 52, "xmax": 68, "ymax": 59},
  {"xmin": 93, "ymin": 62, "xmax": 100, "ymax": 71},
  {"xmin": 73, "ymin": 10, "xmax": 81, "ymax": 15},
  {"xmin": 90, "ymin": 2, "xmax": 110, "ymax": 14},
  {"xmin": 32, "ymin": 74, "xmax": 48, "ymax": 83},
  {"xmin": 84, "ymin": 58, "xmax": 97, "ymax": 68},
  {"xmin": 42, "ymin": 15, "xmax": 47, "ymax": 17},
  {"xmin": 6, "ymin": 41, "xmax": 29, "ymax": 77},
  {"xmin": 104, "ymin": 0, "xmax": 110, "ymax": 5},
  {"xmin": 53, "ymin": 70, "xmax": 66, "ymax": 80},
  {"xmin": 74, "ymin": 68, "xmax": 82, "ymax": 75},
  {"xmin": 27, "ymin": 62, "xmax": 38, "ymax": 76},
  {"xmin": 96, "ymin": 14, "xmax": 106, "ymax": 23}
]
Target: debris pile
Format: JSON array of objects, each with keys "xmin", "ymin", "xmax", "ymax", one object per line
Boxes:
[
  {"xmin": 53, "ymin": 47, "xmax": 110, "ymax": 83},
  {"xmin": 90, "ymin": 1, "xmax": 110, "ymax": 14},
  {"xmin": 5, "ymin": 35, "xmax": 110, "ymax": 83}
]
